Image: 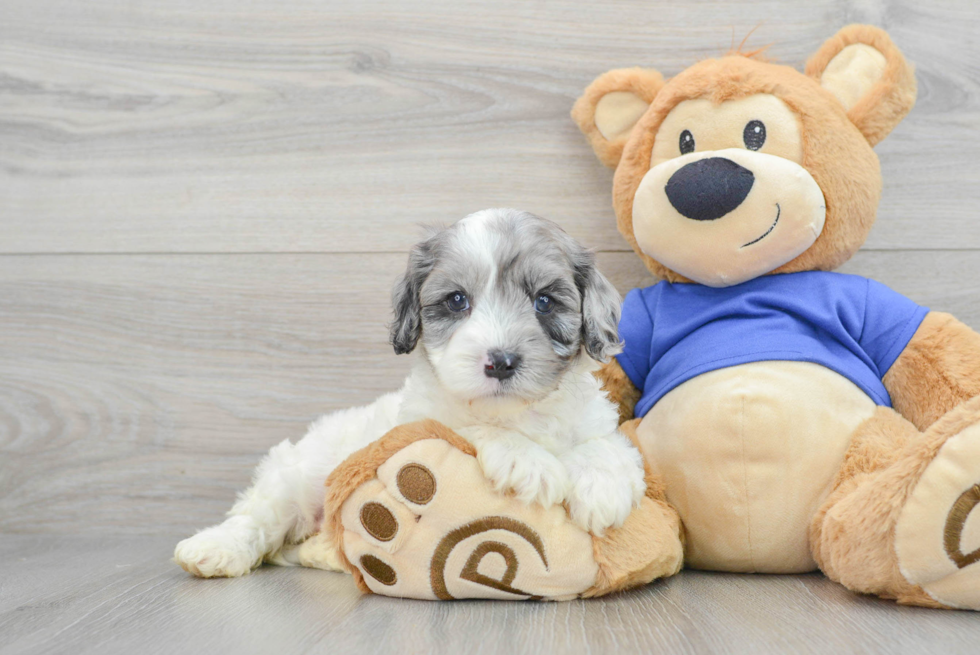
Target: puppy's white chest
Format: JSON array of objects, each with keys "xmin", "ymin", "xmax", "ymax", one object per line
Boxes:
[
  {"xmin": 451, "ymin": 420, "xmax": 563, "ymax": 454},
  {"xmin": 398, "ymin": 381, "xmax": 579, "ymax": 455}
]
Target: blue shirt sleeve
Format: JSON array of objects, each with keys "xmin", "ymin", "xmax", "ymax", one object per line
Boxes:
[
  {"xmin": 616, "ymin": 287, "xmax": 655, "ymax": 391},
  {"xmin": 860, "ymin": 278, "xmax": 929, "ymax": 377}
]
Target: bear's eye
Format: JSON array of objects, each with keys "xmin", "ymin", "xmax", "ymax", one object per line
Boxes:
[
  {"xmin": 679, "ymin": 130, "xmax": 695, "ymax": 155},
  {"xmin": 743, "ymin": 120, "xmax": 766, "ymax": 151}
]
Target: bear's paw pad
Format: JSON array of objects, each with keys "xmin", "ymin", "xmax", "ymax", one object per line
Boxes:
[
  {"xmin": 337, "ymin": 438, "xmax": 599, "ymax": 600},
  {"xmin": 896, "ymin": 421, "xmax": 980, "ymax": 609}
]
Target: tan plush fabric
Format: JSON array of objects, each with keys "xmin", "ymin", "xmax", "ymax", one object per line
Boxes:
[
  {"xmin": 632, "ymin": 146, "xmax": 826, "ymax": 287},
  {"xmin": 320, "ymin": 420, "xmax": 683, "ymax": 600},
  {"xmin": 808, "ymin": 406, "xmax": 926, "ymax": 603},
  {"xmin": 595, "ymin": 91, "xmax": 652, "ymax": 141},
  {"xmin": 817, "ymin": 44, "xmax": 888, "ymax": 112},
  {"xmin": 649, "ymin": 94, "xmax": 804, "ymax": 166},
  {"xmin": 572, "ymin": 25, "xmax": 916, "ymax": 283},
  {"xmin": 322, "ymin": 419, "xmax": 475, "ymax": 593},
  {"xmin": 884, "ymin": 312, "xmax": 980, "ymax": 431},
  {"xmin": 584, "ymin": 494, "xmax": 684, "ymax": 596},
  {"xmin": 575, "ymin": 24, "xmax": 980, "ymax": 611},
  {"xmin": 635, "ymin": 361, "xmax": 876, "ymax": 573},
  {"xmin": 896, "ymin": 419, "xmax": 980, "ymax": 608},
  {"xmin": 805, "ymin": 24, "xmax": 917, "ymax": 147},
  {"xmin": 611, "ymin": 54, "xmax": 884, "ymax": 283},
  {"xmin": 571, "ymin": 67, "xmax": 664, "ymax": 169},
  {"xmin": 294, "ymin": 529, "xmax": 346, "ymax": 572},
  {"xmin": 811, "ymin": 397, "xmax": 980, "ymax": 609},
  {"xmin": 344, "ymin": 438, "xmax": 598, "ymax": 600}
]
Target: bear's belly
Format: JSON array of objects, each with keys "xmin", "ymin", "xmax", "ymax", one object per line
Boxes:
[{"xmin": 635, "ymin": 361, "xmax": 877, "ymax": 573}]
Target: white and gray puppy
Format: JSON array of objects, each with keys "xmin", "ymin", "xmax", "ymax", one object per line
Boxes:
[{"xmin": 175, "ymin": 208, "xmax": 646, "ymax": 578}]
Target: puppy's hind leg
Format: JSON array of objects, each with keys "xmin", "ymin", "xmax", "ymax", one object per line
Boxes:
[
  {"xmin": 174, "ymin": 438, "xmax": 313, "ymax": 578},
  {"xmin": 175, "ymin": 390, "xmax": 404, "ymax": 578}
]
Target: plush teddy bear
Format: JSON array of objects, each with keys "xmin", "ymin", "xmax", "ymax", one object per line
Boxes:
[
  {"xmin": 570, "ymin": 24, "xmax": 980, "ymax": 610},
  {"xmin": 310, "ymin": 24, "xmax": 979, "ymax": 609},
  {"xmin": 299, "ymin": 419, "xmax": 683, "ymax": 600}
]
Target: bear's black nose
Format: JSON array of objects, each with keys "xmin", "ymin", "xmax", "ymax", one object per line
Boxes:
[{"xmin": 664, "ymin": 157, "xmax": 755, "ymax": 221}]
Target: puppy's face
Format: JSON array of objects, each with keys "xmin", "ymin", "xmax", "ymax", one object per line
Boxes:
[{"xmin": 390, "ymin": 209, "xmax": 621, "ymax": 404}]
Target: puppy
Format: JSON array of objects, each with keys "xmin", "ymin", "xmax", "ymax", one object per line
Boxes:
[{"xmin": 175, "ymin": 208, "xmax": 646, "ymax": 578}]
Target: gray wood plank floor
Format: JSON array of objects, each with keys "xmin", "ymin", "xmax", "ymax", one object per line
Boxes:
[
  {"xmin": 3, "ymin": 0, "xmax": 980, "ymax": 652},
  {"xmin": 2, "ymin": 535, "xmax": 979, "ymax": 655}
]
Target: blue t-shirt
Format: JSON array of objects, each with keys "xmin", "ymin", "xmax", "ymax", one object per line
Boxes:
[{"xmin": 617, "ymin": 271, "xmax": 929, "ymax": 418}]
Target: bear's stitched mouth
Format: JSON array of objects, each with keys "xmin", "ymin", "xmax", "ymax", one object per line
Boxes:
[{"xmin": 741, "ymin": 203, "xmax": 781, "ymax": 248}]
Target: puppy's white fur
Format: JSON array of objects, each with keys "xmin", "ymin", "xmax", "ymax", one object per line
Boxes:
[{"xmin": 175, "ymin": 210, "xmax": 646, "ymax": 578}]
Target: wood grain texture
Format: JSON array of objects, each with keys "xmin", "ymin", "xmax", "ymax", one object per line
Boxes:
[
  {"xmin": 1, "ymin": 535, "xmax": 978, "ymax": 655},
  {"xmin": 2, "ymin": 0, "xmax": 980, "ymax": 253},
  {"xmin": 1, "ymin": 251, "xmax": 979, "ymax": 535},
  {"xmin": 3, "ymin": 1, "xmax": 980, "ymax": 648}
]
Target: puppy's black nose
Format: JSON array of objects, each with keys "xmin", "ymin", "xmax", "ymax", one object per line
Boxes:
[
  {"xmin": 665, "ymin": 157, "xmax": 755, "ymax": 221},
  {"xmin": 485, "ymin": 351, "xmax": 522, "ymax": 380}
]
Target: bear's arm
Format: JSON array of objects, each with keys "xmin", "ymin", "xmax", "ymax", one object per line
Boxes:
[
  {"xmin": 883, "ymin": 311, "xmax": 980, "ymax": 431},
  {"xmin": 595, "ymin": 358, "xmax": 641, "ymax": 425}
]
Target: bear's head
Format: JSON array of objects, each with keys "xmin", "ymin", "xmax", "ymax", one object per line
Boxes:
[{"xmin": 572, "ymin": 25, "xmax": 916, "ymax": 287}]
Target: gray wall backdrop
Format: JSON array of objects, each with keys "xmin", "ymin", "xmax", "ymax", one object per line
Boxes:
[{"xmin": 2, "ymin": 0, "xmax": 979, "ymax": 537}]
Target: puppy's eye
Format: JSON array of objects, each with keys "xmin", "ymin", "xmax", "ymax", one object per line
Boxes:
[
  {"xmin": 679, "ymin": 130, "xmax": 695, "ymax": 155},
  {"xmin": 446, "ymin": 292, "xmax": 469, "ymax": 312},
  {"xmin": 533, "ymin": 295, "xmax": 554, "ymax": 314},
  {"xmin": 743, "ymin": 120, "xmax": 766, "ymax": 151}
]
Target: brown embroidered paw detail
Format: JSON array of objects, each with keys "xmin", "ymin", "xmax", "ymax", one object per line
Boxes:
[
  {"xmin": 896, "ymin": 420, "xmax": 980, "ymax": 609},
  {"xmin": 335, "ymin": 432, "xmax": 597, "ymax": 600},
  {"xmin": 300, "ymin": 420, "xmax": 683, "ymax": 601},
  {"xmin": 945, "ymin": 484, "xmax": 980, "ymax": 570}
]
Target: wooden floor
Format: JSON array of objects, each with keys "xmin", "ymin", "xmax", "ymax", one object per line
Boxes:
[
  {"xmin": 2, "ymin": 534, "xmax": 979, "ymax": 655},
  {"xmin": 2, "ymin": 0, "xmax": 980, "ymax": 652}
]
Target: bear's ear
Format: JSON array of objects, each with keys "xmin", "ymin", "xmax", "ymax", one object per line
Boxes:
[
  {"xmin": 805, "ymin": 24, "xmax": 917, "ymax": 146},
  {"xmin": 572, "ymin": 67, "xmax": 664, "ymax": 168}
]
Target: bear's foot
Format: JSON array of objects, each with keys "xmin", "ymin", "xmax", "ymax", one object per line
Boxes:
[
  {"xmin": 300, "ymin": 419, "xmax": 683, "ymax": 600},
  {"xmin": 896, "ymin": 416, "xmax": 980, "ymax": 609}
]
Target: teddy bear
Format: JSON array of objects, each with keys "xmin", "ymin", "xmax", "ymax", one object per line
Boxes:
[
  {"xmin": 569, "ymin": 24, "xmax": 980, "ymax": 610},
  {"xmin": 305, "ymin": 24, "xmax": 979, "ymax": 609}
]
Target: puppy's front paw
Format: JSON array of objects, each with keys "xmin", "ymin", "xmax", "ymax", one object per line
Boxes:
[
  {"xmin": 563, "ymin": 436, "xmax": 647, "ymax": 535},
  {"xmin": 566, "ymin": 473, "xmax": 640, "ymax": 536},
  {"xmin": 477, "ymin": 440, "xmax": 571, "ymax": 508},
  {"xmin": 174, "ymin": 518, "xmax": 263, "ymax": 578}
]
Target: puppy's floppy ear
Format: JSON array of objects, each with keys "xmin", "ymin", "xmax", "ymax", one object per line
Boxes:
[
  {"xmin": 572, "ymin": 67, "xmax": 664, "ymax": 169},
  {"xmin": 573, "ymin": 250, "xmax": 622, "ymax": 363},
  {"xmin": 805, "ymin": 24, "xmax": 916, "ymax": 146},
  {"xmin": 390, "ymin": 236, "xmax": 437, "ymax": 355}
]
